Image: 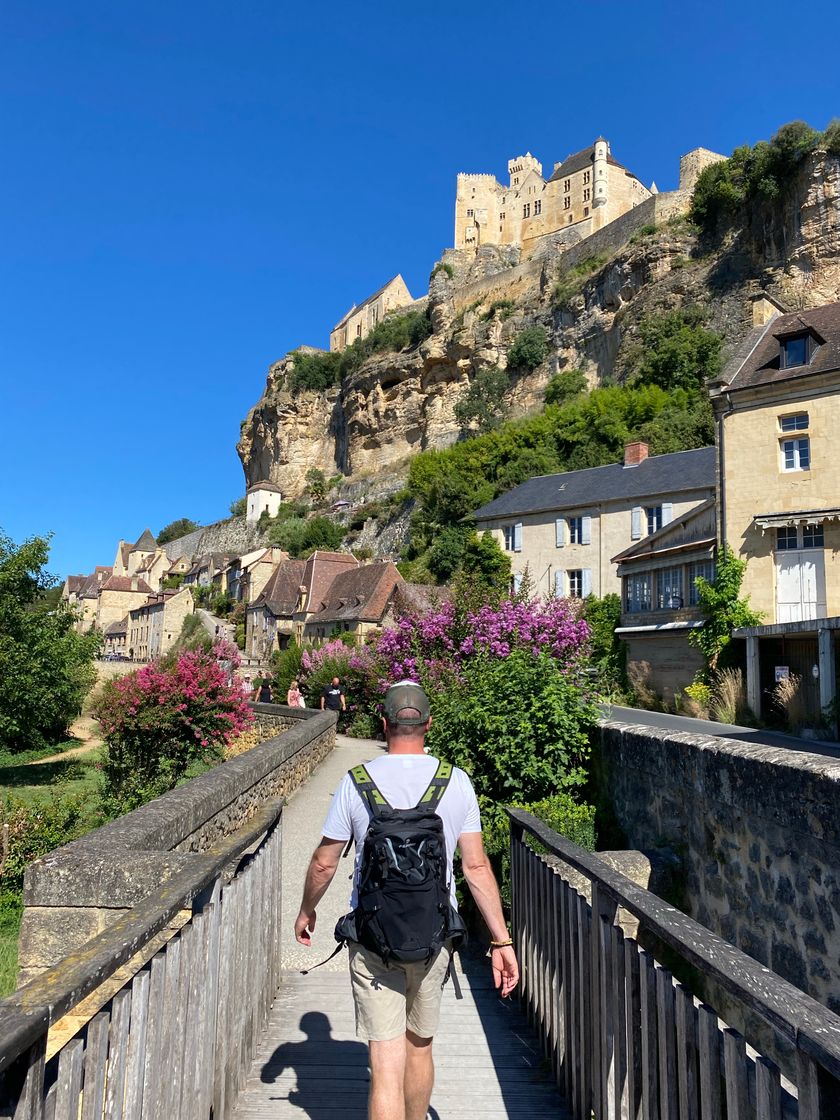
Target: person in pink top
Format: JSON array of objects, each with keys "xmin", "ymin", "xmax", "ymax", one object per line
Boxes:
[{"xmin": 287, "ymin": 679, "xmax": 305, "ymax": 708}]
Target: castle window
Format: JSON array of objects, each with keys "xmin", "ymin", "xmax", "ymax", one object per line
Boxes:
[
  {"xmin": 356, "ymin": 324, "xmax": 362, "ymax": 337},
  {"xmin": 564, "ymin": 196, "xmax": 570, "ymax": 210},
  {"xmin": 584, "ymin": 207, "xmax": 590, "ymax": 217},
  {"xmin": 779, "ymin": 412, "xmax": 809, "ymax": 432},
  {"xmin": 583, "ymin": 188, "xmax": 591, "ymax": 202},
  {"xmin": 466, "ymin": 209, "xmax": 474, "ymax": 218},
  {"xmin": 568, "ymin": 215, "xmax": 573, "ymax": 223},
  {"xmin": 534, "ymin": 200, "xmax": 541, "ymax": 215},
  {"xmin": 500, "ymin": 212, "xmax": 505, "ymax": 220},
  {"xmin": 583, "ymin": 170, "xmax": 591, "ymax": 184},
  {"xmin": 523, "ymin": 203, "xmax": 530, "ymax": 218},
  {"xmin": 514, "ymin": 177, "xmax": 519, "ymax": 186},
  {"xmin": 564, "ymin": 179, "xmax": 570, "ymax": 192}
]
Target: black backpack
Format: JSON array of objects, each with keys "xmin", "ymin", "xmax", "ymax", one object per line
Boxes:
[{"xmin": 334, "ymin": 760, "xmax": 467, "ymax": 967}]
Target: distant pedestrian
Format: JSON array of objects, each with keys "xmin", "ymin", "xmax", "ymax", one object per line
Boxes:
[
  {"xmin": 320, "ymin": 676, "xmax": 346, "ymax": 713},
  {"xmin": 287, "ymin": 679, "xmax": 306, "ymax": 708},
  {"xmin": 241, "ymin": 674, "xmax": 253, "ymax": 697},
  {"xmin": 254, "ymin": 676, "xmax": 273, "ymax": 704}
]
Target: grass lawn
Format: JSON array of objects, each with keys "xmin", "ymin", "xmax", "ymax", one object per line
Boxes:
[
  {"xmin": 0, "ymin": 738, "xmax": 84, "ymax": 768},
  {"xmin": 0, "ymin": 752, "xmax": 103, "ymax": 808},
  {"xmin": 0, "ymin": 896, "xmax": 22, "ymax": 998}
]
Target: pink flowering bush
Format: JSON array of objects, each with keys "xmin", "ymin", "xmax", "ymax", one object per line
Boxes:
[{"xmin": 92, "ymin": 642, "xmax": 253, "ymax": 813}]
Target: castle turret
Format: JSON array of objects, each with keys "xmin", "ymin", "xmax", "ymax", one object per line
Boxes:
[
  {"xmin": 507, "ymin": 153, "xmax": 542, "ymax": 189},
  {"xmin": 593, "ymin": 137, "xmax": 608, "ymax": 208}
]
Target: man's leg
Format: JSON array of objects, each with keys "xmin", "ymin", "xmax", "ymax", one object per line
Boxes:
[
  {"xmin": 404, "ymin": 1030, "xmax": 434, "ymax": 1120},
  {"xmin": 368, "ymin": 1036, "xmax": 407, "ymax": 1120}
]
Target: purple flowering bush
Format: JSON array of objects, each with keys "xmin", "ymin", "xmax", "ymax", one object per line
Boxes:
[{"xmin": 347, "ymin": 595, "xmax": 596, "ymax": 804}]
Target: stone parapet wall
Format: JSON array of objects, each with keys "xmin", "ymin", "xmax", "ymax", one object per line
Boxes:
[
  {"xmin": 597, "ymin": 720, "xmax": 840, "ymax": 1017},
  {"xmin": 18, "ymin": 707, "xmax": 337, "ymax": 983}
]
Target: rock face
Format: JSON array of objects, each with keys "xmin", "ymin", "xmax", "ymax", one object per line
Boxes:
[{"xmin": 237, "ymin": 153, "xmax": 840, "ymax": 501}]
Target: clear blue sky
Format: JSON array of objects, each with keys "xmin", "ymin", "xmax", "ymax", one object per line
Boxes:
[{"xmin": 1, "ymin": 1, "xmax": 839, "ymax": 580}]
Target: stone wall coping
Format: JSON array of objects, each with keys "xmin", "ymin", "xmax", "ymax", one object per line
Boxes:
[
  {"xmin": 1, "ymin": 799, "xmax": 283, "ymax": 1075},
  {"xmin": 43, "ymin": 709, "xmax": 337, "ymax": 859}
]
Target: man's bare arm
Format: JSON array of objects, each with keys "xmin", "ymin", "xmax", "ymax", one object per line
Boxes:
[
  {"xmin": 459, "ymin": 831, "xmax": 519, "ymax": 997},
  {"xmin": 294, "ymin": 836, "xmax": 345, "ymax": 945}
]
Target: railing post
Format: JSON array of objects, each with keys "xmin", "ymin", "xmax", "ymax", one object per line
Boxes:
[
  {"xmin": 591, "ymin": 881, "xmax": 618, "ymax": 1119},
  {"xmin": 509, "ymin": 815, "xmax": 525, "ymax": 1007},
  {"xmin": 797, "ymin": 1051, "xmax": 840, "ymax": 1120}
]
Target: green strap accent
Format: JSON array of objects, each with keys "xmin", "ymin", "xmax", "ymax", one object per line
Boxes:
[
  {"xmin": 348, "ymin": 764, "xmax": 389, "ymax": 812},
  {"xmin": 417, "ymin": 759, "xmax": 453, "ymax": 807}
]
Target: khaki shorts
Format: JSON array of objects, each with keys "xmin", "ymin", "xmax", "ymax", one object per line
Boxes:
[{"xmin": 348, "ymin": 943, "xmax": 452, "ymax": 1042}]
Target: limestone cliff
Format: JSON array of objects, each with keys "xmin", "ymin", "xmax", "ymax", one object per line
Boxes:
[{"xmin": 237, "ymin": 152, "xmax": 840, "ymax": 501}]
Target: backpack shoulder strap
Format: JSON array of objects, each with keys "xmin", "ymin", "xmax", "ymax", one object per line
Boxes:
[
  {"xmin": 416, "ymin": 759, "xmax": 454, "ymax": 808},
  {"xmin": 348, "ymin": 763, "xmax": 390, "ymax": 817}
]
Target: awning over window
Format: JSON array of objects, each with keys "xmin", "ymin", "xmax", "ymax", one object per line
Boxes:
[{"xmin": 754, "ymin": 507, "xmax": 840, "ymax": 531}]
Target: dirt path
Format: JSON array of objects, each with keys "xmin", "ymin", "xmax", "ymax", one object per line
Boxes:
[{"xmin": 25, "ymin": 716, "xmax": 103, "ymax": 766}]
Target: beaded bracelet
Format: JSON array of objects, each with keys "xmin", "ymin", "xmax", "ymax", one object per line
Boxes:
[{"xmin": 488, "ymin": 939, "xmax": 514, "ymax": 950}]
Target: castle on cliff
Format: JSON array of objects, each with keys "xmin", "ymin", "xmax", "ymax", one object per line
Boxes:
[{"xmin": 454, "ymin": 138, "xmax": 724, "ymax": 260}]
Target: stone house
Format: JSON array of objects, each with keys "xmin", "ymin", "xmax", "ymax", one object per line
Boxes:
[
  {"xmin": 132, "ymin": 547, "xmax": 170, "ymax": 593},
  {"xmin": 127, "ymin": 587, "xmax": 194, "ymax": 662},
  {"xmin": 330, "ymin": 275, "xmax": 414, "ymax": 353},
  {"xmin": 65, "ymin": 567, "xmax": 113, "ymax": 632},
  {"xmin": 455, "ymin": 139, "xmax": 724, "ymax": 261},
  {"xmin": 472, "ymin": 443, "xmax": 716, "ymax": 600},
  {"xmin": 183, "ymin": 553, "xmax": 231, "ymax": 590},
  {"xmin": 112, "ymin": 530, "xmax": 157, "ymax": 578},
  {"xmin": 304, "ymin": 561, "xmax": 404, "ymax": 641},
  {"xmin": 102, "ymin": 617, "xmax": 128, "ymax": 658},
  {"xmin": 379, "ymin": 581, "xmax": 451, "ymax": 631},
  {"xmin": 246, "ymin": 559, "xmax": 307, "ymax": 660},
  {"xmin": 709, "ymin": 295, "xmax": 840, "ymax": 726},
  {"xmin": 613, "ymin": 499, "xmax": 717, "ymax": 703},
  {"xmin": 246, "ymin": 481, "xmax": 283, "ymax": 524},
  {"xmin": 96, "ymin": 576, "xmax": 154, "ymax": 633},
  {"xmin": 226, "ymin": 547, "xmax": 285, "ymax": 605}
]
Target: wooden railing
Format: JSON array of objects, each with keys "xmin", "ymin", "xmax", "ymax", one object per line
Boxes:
[
  {"xmin": 0, "ymin": 800, "xmax": 283, "ymax": 1120},
  {"xmin": 508, "ymin": 808, "xmax": 840, "ymax": 1120}
]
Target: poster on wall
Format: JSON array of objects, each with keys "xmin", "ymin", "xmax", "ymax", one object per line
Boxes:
[{"xmin": 774, "ymin": 666, "xmax": 790, "ymax": 682}]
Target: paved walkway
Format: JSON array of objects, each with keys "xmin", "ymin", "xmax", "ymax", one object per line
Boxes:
[{"xmin": 233, "ymin": 734, "xmax": 570, "ymax": 1119}]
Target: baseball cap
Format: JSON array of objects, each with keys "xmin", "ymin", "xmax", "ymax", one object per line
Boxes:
[{"xmin": 383, "ymin": 680, "xmax": 430, "ymax": 726}]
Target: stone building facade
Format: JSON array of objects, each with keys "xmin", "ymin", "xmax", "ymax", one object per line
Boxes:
[
  {"xmin": 127, "ymin": 587, "xmax": 194, "ymax": 661},
  {"xmin": 330, "ymin": 275, "xmax": 414, "ymax": 352},
  {"xmin": 454, "ymin": 138, "xmax": 724, "ymax": 261}
]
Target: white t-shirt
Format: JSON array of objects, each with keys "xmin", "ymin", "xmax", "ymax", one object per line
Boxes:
[{"xmin": 321, "ymin": 753, "xmax": 482, "ymax": 909}]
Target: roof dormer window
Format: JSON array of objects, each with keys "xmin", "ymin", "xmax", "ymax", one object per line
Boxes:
[{"xmin": 780, "ymin": 333, "xmax": 811, "ymax": 369}]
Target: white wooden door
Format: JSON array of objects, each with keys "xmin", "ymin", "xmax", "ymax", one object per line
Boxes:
[{"xmin": 776, "ymin": 551, "xmax": 827, "ymax": 622}]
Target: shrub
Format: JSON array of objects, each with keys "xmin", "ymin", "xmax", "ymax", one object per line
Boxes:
[
  {"xmin": 454, "ymin": 367, "xmax": 510, "ymax": 434},
  {"xmin": 688, "ymin": 547, "xmax": 762, "ymax": 672},
  {"xmin": 553, "ymin": 255, "xmax": 609, "ymax": 308},
  {"xmin": 582, "ymin": 594, "xmax": 626, "ymax": 693},
  {"xmin": 824, "ymin": 119, "xmax": 840, "ymax": 157},
  {"xmin": 431, "ymin": 261, "xmax": 454, "ymax": 280},
  {"xmin": 92, "ymin": 643, "xmax": 252, "ymax": 813},
  {"xmin": 507, "ymin": 326, "xmax": 549, "ymax": 373},
  {"xmin": 0, "ymin": 794, "xmax": 102, "ymax": 894},
  {"xmin": 709, "ymin": 667, "xmax": 748, "ymax": 724},
  {"xmin": 482, "ymin": 299, "xmax": 516, "ymax": 321},
  {"xmin": 0, "ymin": 532, "xmax": 100, "ymax": 752},
  {"xmin": 545, "ymin": 369, "xmax": 587, "ymax": 406},
  {"xmin": 268, "ymin": 515, "xmax": 343, "ymax": 557},
  {"xmin": 683, "ymin": 680, "xmax": 712, "ymax": 718},
  {"xmin": 157, "ymin": 519, "xmax": 200, "ymax": 545},
  {"xmin": 772, "ymin": 673, "xmax": 804, "ymax": 731},
  {"xmin": 229, "ymin": 496, "xmax": 247, "ymax": 517},
  {"xmin": 625, "ymin": 306, "xmax": 722, "ymax": 392},
  {"xmin": 630, "ymin": 223, "xmax": 658, "ymax": 242},
  {"xmin": 270, "ymin": 642, "xmax": 305, "ymax": 700},
  {"xmin": 298, "ymin": 640, "xmax": 364, "ymax": 711}
]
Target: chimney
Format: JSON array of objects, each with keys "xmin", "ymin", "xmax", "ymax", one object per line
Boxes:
[
  {"xmin": 624, "ymin": 441, "xmax": 649, "ymax": 468},
  {"xmin": 131, "ymin": 577, "xmax": 138, "ymax": 591},
  {"xmin": 751, "ymin": 291, "xmax": 786, "ymax": 327}
]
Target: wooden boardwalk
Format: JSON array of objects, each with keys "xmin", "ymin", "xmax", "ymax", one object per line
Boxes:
[{"xmin": 232, "ymin": 957, "xmax": 571, "ymax": 1119}]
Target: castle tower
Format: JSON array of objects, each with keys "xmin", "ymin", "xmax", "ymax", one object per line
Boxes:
[
  {"xmin": 507, "ymin": 153, "xmax": 543, "ymax": 189},
  {"xmin": 593, "ymin": 137, "xmax": 609, "ymax": 208}
]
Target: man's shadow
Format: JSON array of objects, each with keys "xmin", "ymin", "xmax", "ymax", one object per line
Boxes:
[{"xmin": 260, "ymin": 1011, "xmax": 441, "ymax": 1119}]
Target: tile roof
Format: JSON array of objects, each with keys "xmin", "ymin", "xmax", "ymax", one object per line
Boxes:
[
  {"xmin": 246, "ymin": 480, "xmax": 283, "ymax": 495},
  {"xmin": 387, "ymin": 581, "xmax": 451, "ymax": 619},
  {"xmin": 103, "ymin": 618, "xmax": 128, "ymax": 636},
  {"xmin": 723, "ymin": 302, "xmax": 840, "ymax": 393},
  {"xmin": 132, "ymin": 529, "xmax": 157, "ymax": 552},
  {"xmin": 253, "ymin": 559, "xmax": 307, "ymax": 615},
  {"xmin": 612, "ymin": 498, "xmax": 716, "ymax": 563},
  {"xmin": 332, "ymin": 275, "xmax": 408, "ymax": 331},
  {"xmin": 547, "ymin": 145, "xmax": 627, "ymax": 183},
  {"xmin": 312, "ymin": 563, "xmax": 403, "ymax": 624},
  {"xmin": 100, "ymin": 576, "xmax": 153, "ymax": 594},
  {"xmin": 472, "ymin": 447, "xmax": 716, "ymax": 521},
  {"xmin": 64, "ymin": 575, "xmax": 86, "ymax": 594},
  {"xmin": 302, "ymin": 552, "xmax": 359, "ymax": 612},
  {"xmin": 78, "ymin": 567, "xmax": 113, "ymax": 598}
]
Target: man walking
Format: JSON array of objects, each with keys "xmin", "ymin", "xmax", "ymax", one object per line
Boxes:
[
  {"xmin": 320, "ymin": 675, "xmax": 346, "ymax": 714},
  {"xmin": 295, "ymin": 681, "xmax": 518, "ymax": 1120}
]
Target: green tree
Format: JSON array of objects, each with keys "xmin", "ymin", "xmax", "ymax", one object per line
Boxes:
[
  {"xmin": 454, "ymin": 367, "xmax": 509, "ymax": 433},
  {"xmin": 268, "ymin": 515, "xmax": 343, "ymax": 558},
  {"xmin": 229, "ymin": 497, "xmax": 247, "ymax": 517},
  {"xmin": 0, "ymin": 533, "xmax": 100, "ymax": 751},
  {"xmin": 427, "ymin": 527, "xmax": 471, "ymax": 582},
  {"xmin": 460, "ymin": 532, "xmax": 511, "ymax": 591},
  {"xmin": 157, "ymin": 518, "xmax": 200, "ymax": 545},
  {"xmin": 545, "ymin": 369, "xmax": 587, "ymax": 406},
  {"xmin": 306, "ymin": 468, "xmax": 328, "ymax": 504},
  {"xmin": 688, "ymin": 547, "xmax": 763, "ymax": 672},
  {"xmin": 582, "ymin": 593, "xmax": 626, "ymax": 692},
  {"xmin": 627, "ymin": 307, "xmax": 723, "ymax": 392},
  {"xmin": 507, "ymin": 325, "xmax": 549, "ymax": 372},
  {"xmin": 824, "ymin": 119, "xmax": 840, "ymax": 157}
]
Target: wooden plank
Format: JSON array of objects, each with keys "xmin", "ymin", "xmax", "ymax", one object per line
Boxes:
[
  {"xmin": 168, "ymin": 922, "xmax": 192, "ymax": 1114},
  {"xmin": 196, "ymin": 883, "xmax": 222, "ymax": 1120},
  {"xmin": 590, "ymin": 883, "xmax": 603, "ymax": 1120},
  {"xmin": 599, "ymin": 914, "xmax": 612, "ymax": 1118},
  {"xmin": 655, "ymin": 965, "xmax": 678, "ymax": 1120},
  {"xmin": 10, "ymin": 1035, "xmax": 46, "ymax": 1120},
  {"xmin": 609, "ymin": 923, "xmax": 627, "ymax": 1120},
  {"xmin": 52, "ymin": 1038, "xmax": 83, "ymax": 1120},
  {"xmin": 140, "ymin": 952, "xmax": 165, "ymax": 1120},
  {"xmin": 696, "ymin": 1005, "xmax": 721, "ymax": 1120},
  {"xmin": 123, "ymin": 968, "xmax": 149, "ymax": 1120},
  {"xmin": 722, "ymin": 1029, "xmax": 748, "ymax": 1120},
  {"xmin": 557, "ymin": 874, "xmax": 571, "ymax": 1096},
  {"xmin": 578, "ymin": 893, "xmax": 592, "ymax": 1120},
  {"xmin": 624, "ymin": 938, "xmax": 642, "ymax": 1120},
  {"xmin": 639, "ymin": 951, "xmax": 659, "ymax": 1120},
  {"xmin": 755, "ymin": 1056, "xmax": 782, "ymax": 1120},
  {"xmin": 104, "ymin": 990, "xmax": 131, "ymax": 1120},
  {"xmin": 180, "ymin": 911, "xmax": 206, "ymax": 1120},
  {"xmin": 81, "ymin": 1012, "xmax": 110, "ymax": 1120},
  {"xmin": 213, "ymin": 879, "xmax": 235, "ymax": 1120},
  {"xmin": 157, "ymin": 932, "xmax": 182, "ymax": 1120},
  {"xmin": 674, "ymin": 984, "xmax": 697, "ymax": 1120}
]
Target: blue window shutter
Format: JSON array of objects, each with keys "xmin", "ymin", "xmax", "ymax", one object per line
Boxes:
[
  {"xmin": 512, "ymin": 572, "xmax": 523, "ymax": 593},
  {"xmin": 514, "ymin": 522, "xmax": 523, "ymax": 552},
  {"xmin": 631, "ymin": 506, "xmax": 642, "ymax": 540},
  {"xmin": 662, "ymin": 502, "xmax": 673, "ymax": 526},
  {"xmin": 555, "ymin": 518, "xmax": 565, "ymax": 547},
  {"xmin": 554, "ymin": 570, "xmax": 565, "ymax": 597},
  {"xmin": 582, "ymin": 515, "xmax": 592, "ymax": 545},
  {"xmin": 582, "ymin": 568, "xmax": 592, "ymax": 596}
]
